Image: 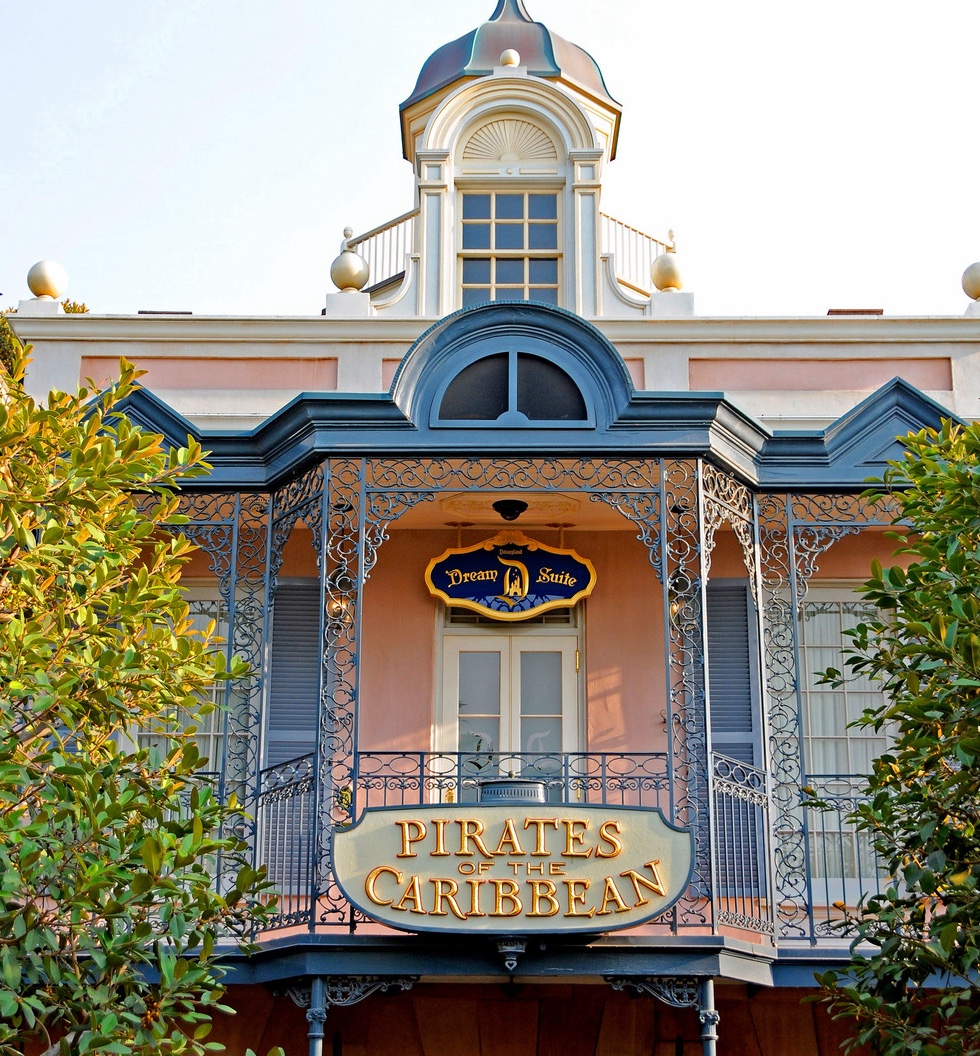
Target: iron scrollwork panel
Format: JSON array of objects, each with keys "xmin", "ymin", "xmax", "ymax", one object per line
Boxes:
[{"xmin": 759, "ymin": 492, "xmax": 894, "ymax": 939}]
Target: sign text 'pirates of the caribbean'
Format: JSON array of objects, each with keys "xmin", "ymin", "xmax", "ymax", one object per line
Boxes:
[
  {"xmin": 332, "ymin": 804, "xmax": 693, "ymax": 935},
  {"xmin": 425, "ymin": 532, "xmax": 597, "ymax": 621}
]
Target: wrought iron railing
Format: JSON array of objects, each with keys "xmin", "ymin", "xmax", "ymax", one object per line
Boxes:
[
  {"xmin": 711, "ymin": 754, "xmax": 772, "ymax": 934},
  {"xmin": 347, "ymin": 210, "xmax": 418, "ymax": 292},
  {"xmin": 353, "ymin": 750, "xmax": 670, "ymax": 809},
  {"xmin": 252, "ymin": 752, "xmax": 881, "ymax": 941},
  {"xmin": 256, "ymin": 754, "xmax": 315, "ymax": 926},
  {"xmin": 802, "ymin": 773, "xmax": 889, "ymax": 939},
  {"xmin": 599, "ymin": 213, "xmax": 672, "ymax": 295}
]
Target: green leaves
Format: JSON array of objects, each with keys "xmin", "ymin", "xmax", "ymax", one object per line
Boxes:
[
  {"xmin": 0, "ymin": 341, "xmax": 271, "ymax": 1056},
  {"xmin": 817, "ymin": 419, "xmax": 980, "ymax": 1056}
]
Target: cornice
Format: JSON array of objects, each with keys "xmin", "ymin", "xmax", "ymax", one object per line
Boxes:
[
  {"xmin": 7, "ymin": 314, "xmax": 431, "ymax": 345},
  {"xmin": 11, "ymin": 312, "xmax": 980, "ymax": 349}
]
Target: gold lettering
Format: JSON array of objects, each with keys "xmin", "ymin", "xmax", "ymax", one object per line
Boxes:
[
  {"xmin": 430, "ymin": 878, "xmax": 467, "ymax": 920},
  {"xmin": 527, "ymin": 879, "xmax": 561, "ymax": 917},
  {"xmin": 465, "ymin": 878, "xmax": 487, "ymax": 917},
  {"xmin": 393, "ymin": 874, "xmax": 426, "ymax": 914},
  {"xmin": 620, "ymin": 859, "xmax": 667, "ymax": 905},
  {"xmin": 526, "ymin": 861, "xmax": 545, "ymax": 876},
  {"xmin": 490, "ymin": 878, "xmax": 523, "ymax": 917},
  {"xmin": 536, "ymin": 567, "xmax": 577, "ymax": 587},
  {"xmin": 524, "ymin": 817, "xmax": 559, "ymax": 855},
  {"xmin": 549, "ymin": 861, "xmax": 567, "ymax": 875},
  {"xmin": 596, "ymin": 875, "xmax": 632, "ymax": 915},
  {"xmin": 595, "ymin": 820, "xmax": 624, "ymax": 859},
  {"xmin": 446, "ymin": 568, "xmax": 499, "ymax": 587},
  {"xmin": 395, "ymin": 819, "xmax": 426, "ymax": 858},
  {"xmin": 431, "ymin": 818, "xmax": 450, "ymax": 856},
  {"xmin": 562, "ymin": 819, "xmax": 592, "ymax": 857},
  {"xmin": 457, "ymin": 819, "xmax": 494, "ymax": 858},
  {"xmin": 493, "ymin": 817, "xmax": 526, "ymax": 856},
  {"xmin": 365, "ymin": 865, "xmax": 401, "ymax": 907},
  {"xmin": 563, "ymin": 879, "xmax": 594, "ymax": 917}
]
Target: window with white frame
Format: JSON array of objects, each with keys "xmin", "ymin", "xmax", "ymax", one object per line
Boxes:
[
  {"xmin": 460, "ymin": 191, "xmax": 559, "ymax": 307},
  {"xmin": 798, "ymin": 588, "xmax": 890, "ymax": 890},
  {"xmin": 798, "ymin": 591, "xmax": 889, "ymax": 777},
  {"xmin": 134, "ymin": 591, "xmax": 230, "ymax": 776}
]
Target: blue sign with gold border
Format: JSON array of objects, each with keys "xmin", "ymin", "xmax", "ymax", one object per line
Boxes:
[{"xmin": 425, "ymin": 532, "xmax": 596, "ymax": 621}]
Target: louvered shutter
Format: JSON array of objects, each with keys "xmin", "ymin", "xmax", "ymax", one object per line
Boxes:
[
  {"xmin": 706, "ymin": 581, "xmax": 758, "ymax": 764},
  {"xmin": 707, "ymin": 580, "xmax": 765, "ymax": 897},
  {"xmin": 266, "ymin": 580, "xmax": 321, "ymax": 766}
]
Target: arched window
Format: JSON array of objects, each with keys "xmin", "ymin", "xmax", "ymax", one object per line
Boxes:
[{"xmin": 435, "ymin": 350, "xmax": 588, "ymax": 426}]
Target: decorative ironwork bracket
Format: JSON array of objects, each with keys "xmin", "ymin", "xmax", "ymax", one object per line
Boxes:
[
  {"xmin": 286, "ymin": 975, "xmax": 418, "ymax": 1010},
  {"xmin": 606, "ymin": 975, "xmax": 701, "ymax": 1009},
  {"xmin": 606, "ymin": 976, "xmax": 719, "ymax": 1056}
]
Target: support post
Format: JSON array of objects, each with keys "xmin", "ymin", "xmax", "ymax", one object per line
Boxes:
[
  {"xmin": 307, "ymin": 976, "xmax": 327, "ymax": 1056},
  {"xmin": 699, "ymin": 978, "xmax": 719, "ymax": 1056}
]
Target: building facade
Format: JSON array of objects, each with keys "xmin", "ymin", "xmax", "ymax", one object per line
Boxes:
[{"xmin": 13, "ymin": 3, "xmax": 980, "ymax": 1054}]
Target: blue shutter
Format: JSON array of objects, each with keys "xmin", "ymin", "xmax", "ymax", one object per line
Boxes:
[
  {"xmin": 266, "ymin": 580, "xmax": 321, "ymax": 767},
  {"xmin": 706, "ymin": 581, "xmax": 758, "ymax": 764}
]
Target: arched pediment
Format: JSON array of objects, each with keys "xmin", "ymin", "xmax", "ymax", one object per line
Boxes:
[
  {"xmin": 420, "ymin": 77, "xmax": 599, "ymax": 160},
  {"xmin": 390, "ymin": 301, "xmax": 633, "ymax": 432}
]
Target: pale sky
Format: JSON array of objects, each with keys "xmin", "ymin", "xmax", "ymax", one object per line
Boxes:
[{"xmin": 3, "ymin": 0, "xmax": 978, "ymax": 318}]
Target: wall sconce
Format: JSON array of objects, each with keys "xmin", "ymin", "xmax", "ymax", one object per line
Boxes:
[
  {"xmin": 668, "ymin": 570, "xmax": 692, "ymax": 624},
  {"xmin": 326, "ymin": 593, "xmax": 352, "ymax": 624},
  {"xmin": 325, "ymin": 569, "xmax": 354, "ymax": 626}
]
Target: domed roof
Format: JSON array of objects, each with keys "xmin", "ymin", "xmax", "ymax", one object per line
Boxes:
[{"xmin": 401, "ymin": 0, "xmax": 620, "ymax": 112}]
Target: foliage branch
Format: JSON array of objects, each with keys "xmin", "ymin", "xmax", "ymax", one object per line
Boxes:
[
  {"xmin": 0, "ymin": 336, "xmax": 272, "ymax": 1055},
  {"xmin": 816, "ymin": 419, "xmax": 980, "ymax": 1056}
]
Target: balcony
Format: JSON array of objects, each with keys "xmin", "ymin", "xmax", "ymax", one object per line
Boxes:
[{"xmin": 251, "ymin": 751, "xmax": 884, "ymax": 944}]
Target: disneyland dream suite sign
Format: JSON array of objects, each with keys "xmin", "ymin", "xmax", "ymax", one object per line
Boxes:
[{"xmin": 423, "ymin": 530, "xmax": 597, "ymax": 620}]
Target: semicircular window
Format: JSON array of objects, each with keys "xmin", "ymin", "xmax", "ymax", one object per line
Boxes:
[{"xmin": 437, "ymin": 351, "xmax": 589, "ymax": 426}]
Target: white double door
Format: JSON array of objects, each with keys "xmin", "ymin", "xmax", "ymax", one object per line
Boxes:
[{"xmin": 439, "ymin": 633, "xmax": 580, "ymax": 768}]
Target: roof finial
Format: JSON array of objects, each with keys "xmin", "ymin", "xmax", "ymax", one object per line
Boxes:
[{"xmin": 489, "ymin": 0, "xmax": 535, "ymax": 23}]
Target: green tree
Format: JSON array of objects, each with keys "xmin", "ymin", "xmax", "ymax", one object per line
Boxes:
[
  {"xmin": 817, "ymin": 419, "xmax": 980, "ymax": 1056},
  {"xmin": 0, "ymin": 334, "xmax": 271, "ymax": 1055},
  {"xmin": 0, "ymin": 313, "xmax": 18, "ymax": 374}
]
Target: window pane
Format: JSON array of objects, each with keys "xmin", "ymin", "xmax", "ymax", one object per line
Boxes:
[
  {"xmin": 458, "ymin": 652, "xmax": 500, "ymax": 715},
  {"xmin": 462, "ymin": 258, "xmax": 491, "ymax": 284},
  {"xmin": 521, "ymin": 717, "xmax": 561, "ymax": 755},
  {"xmin": 462, "ymin": 194, "xmax": 491, "ymax": 219},
  {"xmin": 495, "ymin": 194, "xmax": 524, "ymax": 219},
  {"xmin": 521, "ymin": 652, "xmax": 562, "ymax": 715},
  {"xmin": 528, "ymin": 223, "xmax": 558, "ymax": 250},
  {"xmin": 528, "ymin": 194, "xmax": 557, "ymax": 219},
  {"xmin": 439, "ymin": 354, "xmax": 508, "ymax": 419},
  {"xmin": 461, "ymin": 288, "xmax": 489, "ymax": 307},
  {"xmin": 517, "ymin": 354, "xmax": 587, "ymax": 420},
  {"xmin": 462, "ymin": 224, "xmax": 491, "ymax": 250},
  {"xmin": 495, "ymin": 258, "xmax": 524, "ymax": 284},
  {"xmin": 531, "ymin": 288, "xmax": 559, "ymax": 306},
  {"xmin": 495, "ymin": 287, "xmax": 524, "ymax": 301},
  {"xmin": 495, "ymin": 223, "xmax": 524, "ymax": 250},
  {"xmin": 529, "ymin": 258, "xmax": 558, "ymax": 284}
]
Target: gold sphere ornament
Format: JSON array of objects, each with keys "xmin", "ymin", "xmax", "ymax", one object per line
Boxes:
[
  {"xmin": 500, "ymin": 49, "xmax": 521, "ymax": 67},
  {"xmin": 651, "ymin": 250, "xmax": 682, "ymax": 292},
  {"xmin": 329, "ymin": 228, "xmax": 370, "ymax": 292},
  {"xmin": 962, "ymin": 262, "xmax": 980, "ymax": 301},
  {"xmin": 27, "ymin": 259, "xmax": 68, "ymax": 300}
]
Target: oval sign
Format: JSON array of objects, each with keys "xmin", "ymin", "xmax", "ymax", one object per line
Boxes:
[{"xmin": 425, "ymin": 532, "xmax": 597, "ymax": 621}]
